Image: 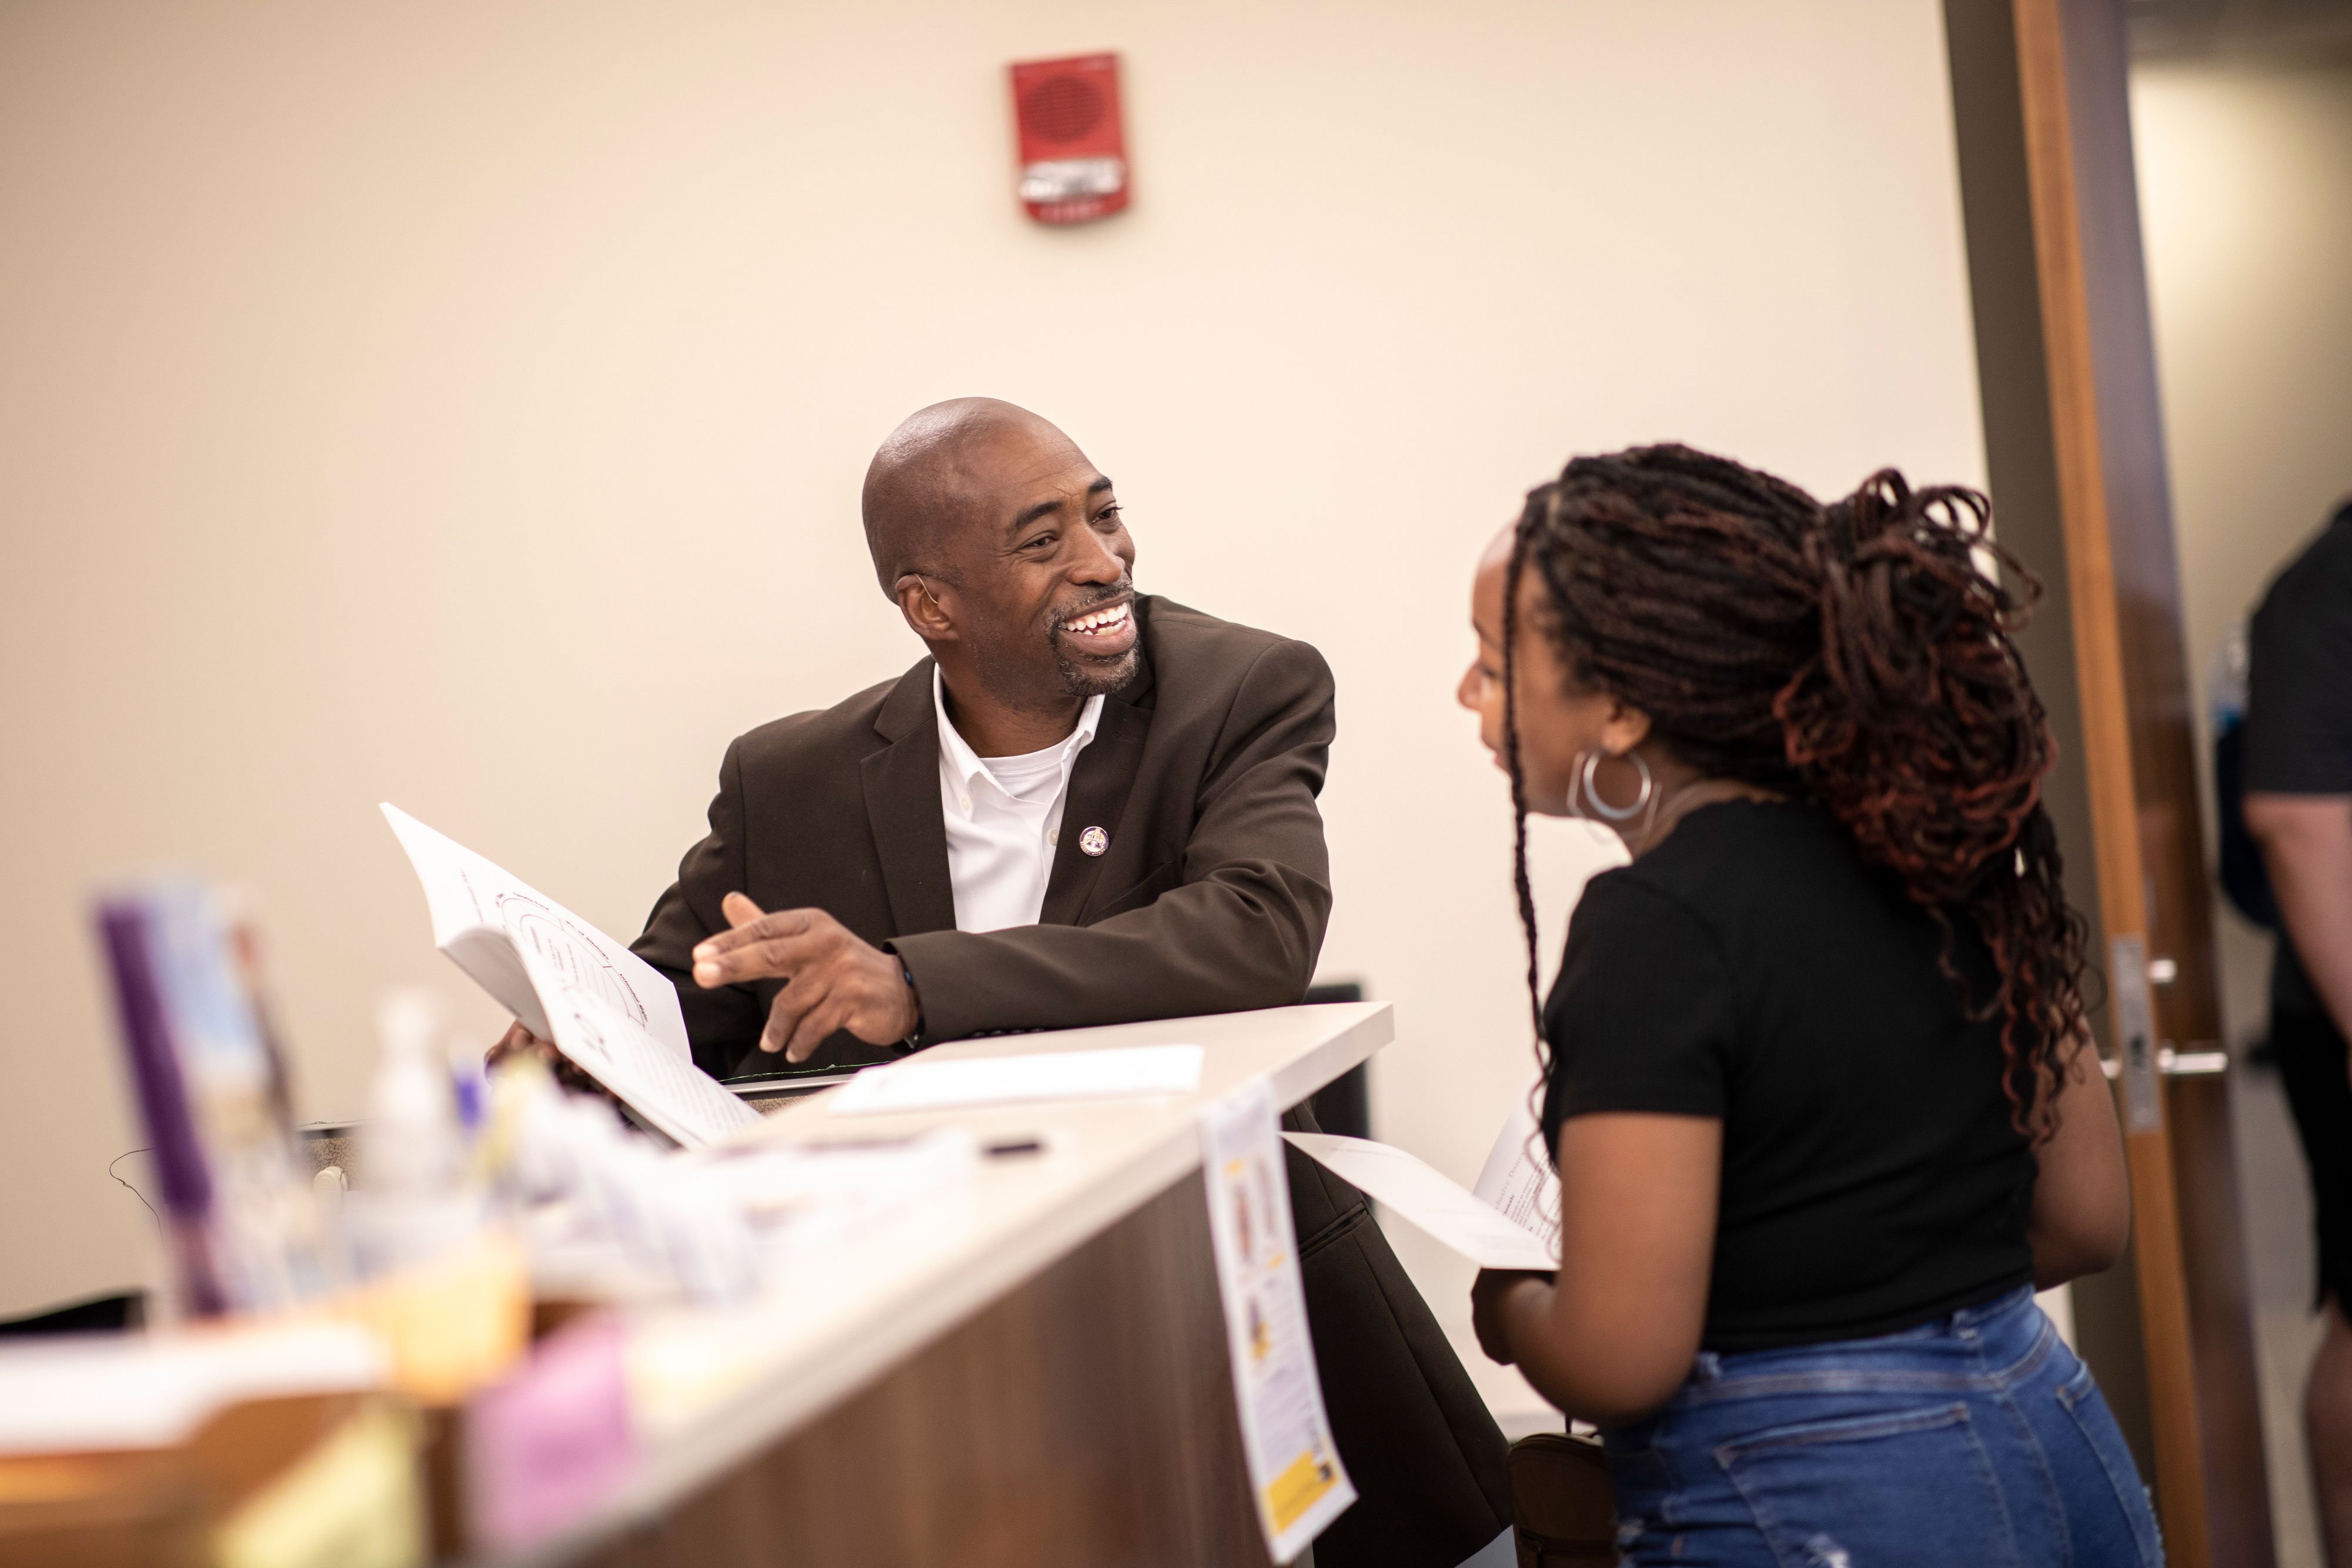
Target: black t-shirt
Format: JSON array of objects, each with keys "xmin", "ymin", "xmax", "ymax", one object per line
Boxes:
[
  {"xmin": 2244, "ymin": 507, "xmax": 2352, "ymax": 1019},
  {"xmin": 1541, "ymin": 800, "xmax": 2036, "ymax": 1352}
]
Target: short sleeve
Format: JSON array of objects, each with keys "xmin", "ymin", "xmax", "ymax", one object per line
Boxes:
[
  {"xmin": 1541, "ymin": 874, "xmax": 1736, "ymax": 1140},
  {"xmin": 2246, "ymin": 521, "xmax": 2352, "ymax": 795}
]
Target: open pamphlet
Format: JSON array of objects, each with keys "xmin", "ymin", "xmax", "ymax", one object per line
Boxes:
[
  {"xmin": 1282, "ymin": 1096, "xmax": 1561, "ymax": 1272},
  {"xmin": 382, "ymin": 804, "xmax": 757, "ymax": 1149}
]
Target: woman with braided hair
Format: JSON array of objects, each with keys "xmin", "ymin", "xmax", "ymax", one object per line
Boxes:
[{"xmin": 1459, "ymin": 444, "xmax": 2159, "ymax": 1564}]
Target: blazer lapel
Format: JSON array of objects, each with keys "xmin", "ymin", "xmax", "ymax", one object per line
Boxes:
[
  {"xmin": 860, "ymin": 660, "xmax": 958, "ymax": 938},
  {"xmin": 1040, "ymin": 661, "xmax": 1155, "ymax": 928}
]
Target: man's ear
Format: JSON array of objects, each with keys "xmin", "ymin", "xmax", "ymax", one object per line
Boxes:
[{"xmin": 894, "ymin": 573, "xmax": 957, "ymax": 642}]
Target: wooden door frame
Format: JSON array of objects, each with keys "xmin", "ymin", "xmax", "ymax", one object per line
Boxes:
[{"xmin": 1942, "ymin": 1, "xmax": 2275, "ymax": 1564}]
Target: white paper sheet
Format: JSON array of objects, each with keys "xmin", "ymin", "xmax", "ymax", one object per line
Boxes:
[
  {"xmin": 522, "ymin": 948, "xmax": 759, "ymax": 1149},
  {"xmin": 381, "ymin": 803, "xmax": 690, "ymax": 1064},
  {"xmin": 0, "ymin": 1322, "xmax": 385, "ymax": 1455},
  {"xmin": 382, "ymin": 804, "xmax": 754, "ymax": 1148},
  {"xmin": 825, "ymin": 1044, "xmax": 1203, "ymax": 1118},
  {"xmin": 1472, "ymin": 1095, "xmax": 1563, "ymax": 1258},
  {"xmin": 1201, "ymin": 1077, "xmax": 1354, "ymax": 1562},
  {"xmin": 1284, "ymin": 1133, "xmax": 1555, "ymax": 1272}
]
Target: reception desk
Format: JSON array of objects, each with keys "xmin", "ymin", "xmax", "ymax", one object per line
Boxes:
[{"xmin": 493, "ymin": 1001, "xmax": 1394, "ymax": 1568}]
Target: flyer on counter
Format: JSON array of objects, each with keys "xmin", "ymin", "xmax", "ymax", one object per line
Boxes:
[{"xmin": 1198, "ymin": 1077, "xmax": 1355, "ymax": 1562}]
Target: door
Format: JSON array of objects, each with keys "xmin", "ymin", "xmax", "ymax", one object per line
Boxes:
[{"xmin": 1943, "ymin": 2, "xmax": 2274, "ymax": 1564}]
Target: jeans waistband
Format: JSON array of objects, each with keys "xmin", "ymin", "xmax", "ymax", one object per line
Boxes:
[
  {"xmin": 1673, "ymin": 1285, "xmax": 2051, "ymax": 1403},
  {"xmin": 1882, "ymin": 1282, "xmax": 2039, "ymax": 1338}
]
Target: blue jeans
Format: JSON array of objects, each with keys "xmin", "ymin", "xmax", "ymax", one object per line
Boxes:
[{"xmin": 1601, "ymin": 1287, "xmax": 2163, "ymax": 1566}]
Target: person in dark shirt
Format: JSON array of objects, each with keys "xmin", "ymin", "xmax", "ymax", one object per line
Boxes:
[
  {"xmin": 2244, "ymin": 497, "xmax": 2352, "ymax": 1568},
  {"xmin": 1458, "ymin": 446, "xmax": 2154, "ymax": 1564}
]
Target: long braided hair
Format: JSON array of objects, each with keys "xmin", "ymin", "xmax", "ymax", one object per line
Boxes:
[{"xmin": 1502, "ymin": 444, "xmax": 2089, "ymax": 1140}]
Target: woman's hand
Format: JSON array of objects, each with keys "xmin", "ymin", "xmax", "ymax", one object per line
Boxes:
[
  {"xmin": 1508, "ymin": 1112, "xmax": 1722, "ymax": 1426},
  {"xmin": 1472, "ymin": 1269, "xmax": 1552, "ymax": 1365}
]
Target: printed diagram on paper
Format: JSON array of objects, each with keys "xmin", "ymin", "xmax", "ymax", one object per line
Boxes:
[
  {"xmin": 380, "ymin": 803, "xmax": 688, "ymax": 1062},
  {"xmin": 519, "ymin": 949, "xmax": 757, "ymax": 1149},
  {"xmin": 382, "ymin": 804, "xmax": 754, "ymax": 1148},
  {"xmin": 493, "ymin": 888, "xmax": 655, "ymax": 1035},
  {"xmin": 1200, "ymin": 1078, "xmax": 1354, "ymax": 1562}
]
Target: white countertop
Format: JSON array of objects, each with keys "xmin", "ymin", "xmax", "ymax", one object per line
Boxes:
[{"xmin": 502, "ymin": 1000, "xmax": 1393, "ymax": 1565}]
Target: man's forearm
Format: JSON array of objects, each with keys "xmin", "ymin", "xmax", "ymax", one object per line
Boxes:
[
  {"xmin": 2249, "ymin": 794, "xmax": 2352, "ymax": 1043},
  {"xmin": 893, "ymin": 863, "xmax": 1328, "ymax": 1044}
]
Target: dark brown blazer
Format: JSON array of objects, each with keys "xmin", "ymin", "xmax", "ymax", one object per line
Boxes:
[
  {"xmin": 634, "ymin": 595, "xmax": 1336, "ymax": 1079},
  {"xmin": 632, "ymin": 594, "xmax": 1512, "ymax": 1567}
]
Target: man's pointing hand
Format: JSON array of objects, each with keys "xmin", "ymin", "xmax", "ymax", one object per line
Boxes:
[{"xmin": 691, "ymin": 892, "xmax": 920, "ymax": 1062}]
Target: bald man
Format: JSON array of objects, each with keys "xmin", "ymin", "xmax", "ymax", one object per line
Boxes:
[
  {"xmin": 627, "ymin": 400, "xmax": 1513, "ymax": 1567},
  {"xmin": 632, "ymin": 396, "xmax": 1335, "ymax": 1065}
]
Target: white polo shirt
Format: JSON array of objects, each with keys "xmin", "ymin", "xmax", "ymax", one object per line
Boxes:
[{"xmin": 934, "ymin": 667, "xmax": 1104, "ymax": 933}]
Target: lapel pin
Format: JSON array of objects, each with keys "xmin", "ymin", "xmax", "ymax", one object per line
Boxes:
[{"xmin": 1078, "ymin": 825, "xmax": 1109, "ymax": 857}]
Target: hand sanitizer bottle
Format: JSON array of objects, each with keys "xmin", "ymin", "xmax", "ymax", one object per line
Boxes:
[{"xmin": 358, "ymin": 988, "xmax": 476, "ymax": 1272}]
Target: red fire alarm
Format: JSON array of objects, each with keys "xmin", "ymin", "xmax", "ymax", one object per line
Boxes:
[{"xmin": 1009, "ymin": 52, "xmax": 1129, "ymax": 225}]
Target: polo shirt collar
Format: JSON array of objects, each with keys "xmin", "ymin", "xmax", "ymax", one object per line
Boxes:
[{"xmin": 933, "ymin": 666, "xmax": 1103, "ymax": 803}]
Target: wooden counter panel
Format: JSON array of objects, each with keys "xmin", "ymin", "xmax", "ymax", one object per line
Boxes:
[{"xmin": 579, "ymin": 1171, "xmax": 1275, "ymax": 1568}]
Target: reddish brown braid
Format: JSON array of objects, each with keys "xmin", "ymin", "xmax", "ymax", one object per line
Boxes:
[{"xmin": 1501, "ymin": 443, "xmax": 2089, "ymax": 1141}]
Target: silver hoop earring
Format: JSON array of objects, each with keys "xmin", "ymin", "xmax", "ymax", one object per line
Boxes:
[{"xmin": 1581, "ymin": 749, "xmax": 1654, "ymax": 823}]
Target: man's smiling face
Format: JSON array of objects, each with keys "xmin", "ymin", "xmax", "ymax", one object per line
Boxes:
[{"xmin": 943, "ymin": 420, "xmax": 1140, "ymax": 708}]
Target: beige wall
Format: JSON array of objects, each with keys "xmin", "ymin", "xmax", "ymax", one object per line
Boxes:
[
  {"xmin": 2131, "ymin": 57, "xmax": 2352, "ymax": 1052},
  {"xmin": 0, "ymin": 0, "xmax": 1984, "ymax": 1375}
]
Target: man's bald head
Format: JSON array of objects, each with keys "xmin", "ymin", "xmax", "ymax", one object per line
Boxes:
[
  {"xmin": 861, "ymin": 398, "xmax": 1085, "ymax": 592},
  {"xmin": 860, "ymin": 397, "xmax": 1138, "ymax": 717}
]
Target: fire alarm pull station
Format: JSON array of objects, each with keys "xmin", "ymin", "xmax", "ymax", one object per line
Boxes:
[{"xmin": 1010, "ymin": 52, "xmax": 1128, "ymax": 225}]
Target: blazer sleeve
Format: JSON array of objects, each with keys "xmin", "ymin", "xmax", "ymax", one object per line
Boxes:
[
  {"xmin": 890, "ymin": 638, "xmax": 1335, "ymax": 1042},
  {"xmin": 630, "ymin": 737, "xmax": 769, "ymax": 1078}
]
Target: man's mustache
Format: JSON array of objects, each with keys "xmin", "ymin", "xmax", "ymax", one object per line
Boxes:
[{"xmin": 1045, "ymin": 583, "xmax": 1133, "ymax": 630}]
